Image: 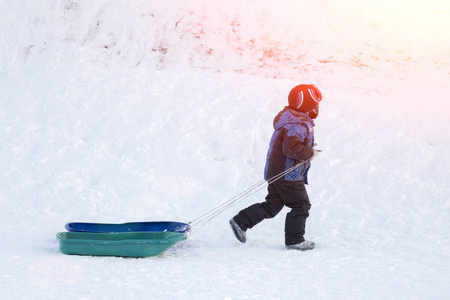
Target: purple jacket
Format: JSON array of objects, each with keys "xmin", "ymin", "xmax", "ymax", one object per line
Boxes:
[{"xmin": 264, "ymin": 107, "xmax": 315, "ymax": 184}]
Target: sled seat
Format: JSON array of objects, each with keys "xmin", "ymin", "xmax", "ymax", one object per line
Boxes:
[{"xmin": 65, "ymin": 221, "xmax": 190, "ymax": 234}]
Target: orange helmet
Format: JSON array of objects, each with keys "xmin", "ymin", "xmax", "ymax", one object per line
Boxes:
[{"xmin": 288, "ymin": 84, "xmax": 322, "ymax": 114}]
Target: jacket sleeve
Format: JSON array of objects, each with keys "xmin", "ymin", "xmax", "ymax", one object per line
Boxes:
[{"xmin": 282, "ymin": 127, "xmax": 314, "ymax": 161}]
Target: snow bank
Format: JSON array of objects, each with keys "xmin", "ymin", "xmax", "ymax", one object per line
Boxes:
[{"xmin": 3, "ymin": 0, "xmax": 449, "ymax": 84}]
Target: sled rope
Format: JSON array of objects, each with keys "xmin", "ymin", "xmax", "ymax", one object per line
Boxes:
[{"xmin": 188, "ymin": 152, "xmax": 319, "ymax": 235}]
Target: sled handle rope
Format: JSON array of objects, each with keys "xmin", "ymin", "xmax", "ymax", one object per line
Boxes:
[{"xmin": 188, "ymin": 151, "xmax": 320, "ymax": 235}]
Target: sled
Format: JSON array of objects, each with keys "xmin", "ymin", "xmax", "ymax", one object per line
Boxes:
[
  {"xmin": 57, "ymin": 231, "xmax": 187, "ymax": 257},
  {"xmin": 65, "ymin": 221, "xmax": 190, "ymax": 234}
]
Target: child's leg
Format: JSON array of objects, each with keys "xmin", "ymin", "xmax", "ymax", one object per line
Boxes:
[
  {"xmin": 232, "ymin": 183, "xmax": 284, "ymax": 231},
  {"xmin": 273, "ymin": 182, "xmax": 311, "ymax": 245}
]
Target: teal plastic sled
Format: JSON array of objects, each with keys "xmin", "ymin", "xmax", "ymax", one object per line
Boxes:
[{"xmin": 57, "ymin": 231, "xmax": 187, "ymax": 257}]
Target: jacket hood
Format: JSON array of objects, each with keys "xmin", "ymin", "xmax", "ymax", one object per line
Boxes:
[{"xmin": 273, "ymin": 106, "xmax": 315, "ymax": 131}]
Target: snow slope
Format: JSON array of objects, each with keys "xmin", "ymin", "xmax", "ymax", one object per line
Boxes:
[{"xmin": 1, "ymin": 1, "xmax": 449, "ymax": 299}]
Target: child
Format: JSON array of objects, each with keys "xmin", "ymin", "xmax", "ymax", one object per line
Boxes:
[{"xmin": 229, "ymin": 84, "xmax": 322, "ymax": 251}]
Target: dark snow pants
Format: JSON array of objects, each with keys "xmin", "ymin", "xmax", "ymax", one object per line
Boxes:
[{"xmin": 233, "ymin": 182, "xmax": 311, "ymax": 245}]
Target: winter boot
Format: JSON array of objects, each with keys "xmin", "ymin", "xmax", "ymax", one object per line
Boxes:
[
  {"xmin": 286, "ymin": 240, "xmax": 315, "ymax": 251},
  {"xmin": 229, "ymin": 219, "xmax": 247, "ymax": 243}
]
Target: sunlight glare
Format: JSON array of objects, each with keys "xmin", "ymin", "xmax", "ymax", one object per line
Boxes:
[{"xmin": 356, "ymin": 0, "xmax": 450, "ymax": 40}]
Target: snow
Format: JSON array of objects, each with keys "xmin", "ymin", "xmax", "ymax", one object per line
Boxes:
[{"xmin": 1, "ymin": 0, "xmax": 450, "ymax": 299}]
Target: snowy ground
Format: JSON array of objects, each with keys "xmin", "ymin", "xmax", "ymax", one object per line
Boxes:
[{"xmin": 1, "ymin": 1, "xmax": 450, "ymax": 299}]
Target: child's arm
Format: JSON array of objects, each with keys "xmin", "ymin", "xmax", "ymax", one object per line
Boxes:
[{"xmin": 282, "ymin": 128, "xmax": 314, "ymax": 161}]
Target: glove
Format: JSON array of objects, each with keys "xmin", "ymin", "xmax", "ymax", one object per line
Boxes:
[{"xmin": 313, "ymin": 148, "xmax": 322, "ymax": 157}]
